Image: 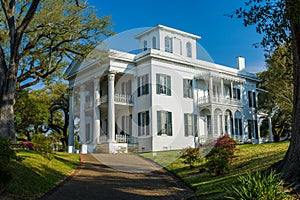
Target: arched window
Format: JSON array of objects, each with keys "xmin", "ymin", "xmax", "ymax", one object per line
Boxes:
[
  {"xmin": 152, "ymin": 37, "xmax": 157, "ymax": 49},
  {"xmin": 143, "ymin": 40, "xmax": 147, "ymax": 51},
  {"xmin": 186, "ymin": 42, "xmax": 192, "ymax": 58},
  {"xmin": 165, "ymin": 36, "xmax": 173, "ymax": 53}
]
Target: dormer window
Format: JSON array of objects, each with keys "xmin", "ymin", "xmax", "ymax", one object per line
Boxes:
[
  {"xmin": 152, "ymin": 37, "xmax": 157, "ymax": 49},
  {"xmin": 164, "ymin": 36, "xmax": 173, "ymax": 53},
  {"xmin": 143, "ymin": 40, "xmax": 147, "ymax": 51},
  {"xmin": 186, "ymin": 42, "xmax": 192, "ymax": 58}
]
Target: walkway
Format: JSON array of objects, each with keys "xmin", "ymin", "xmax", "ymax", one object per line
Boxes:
[{"xmin": 41, "ymin": 154, "xmax": 195, "ymax": 200}]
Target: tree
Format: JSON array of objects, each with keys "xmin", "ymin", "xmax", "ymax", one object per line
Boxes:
[
  {"xmin": 257, "ymin": 45, "xmax": 293, "ymax": 141},
  {"xmin": 15, "ymin": 82, "xmax": 71, "ymax": 148},
  {"xmin": 231, "ymin": 0, "xmax": 300, "ymax": 184},
  {"xmin": 45, "ymin": 82, "xmax": 69, "ymax": 149},
  {"xmin": 14, "ymin": 89, "xmax": 50, "ymax": 141},
  {"xmin": 0, "ymin": 0, "xmax": 113, "ymax": 140}
]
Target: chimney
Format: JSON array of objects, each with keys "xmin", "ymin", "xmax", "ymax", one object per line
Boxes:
[{"xmin": 237, "ymin": 56, "xmax": 245, "ymax": 70}]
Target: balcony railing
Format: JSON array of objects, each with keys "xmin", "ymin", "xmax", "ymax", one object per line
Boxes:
[
  {"xmin": 97, "ymin": 134, "xmax": 132, "ymax": 143},
  {"xmin": 116, "ymin": 135, "xmax": 132, "ymax": 143},
  {"xmin": 100, "ymin": 94, "xmax": 133, "ymax": 105},
  {"xmin": 198, "ymin": 95, "xmax": 242, "ymax": 106}
]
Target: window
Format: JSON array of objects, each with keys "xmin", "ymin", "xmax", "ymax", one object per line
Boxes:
[
  {"xmin": 122, "ymin": 115, "xmax": 132, "ymax": 135},
  {"xmin": 248, "ymin": 120, "xmax": 258, "ymax": 139},
  {"xmin": 152, "ymin": 37, "xmax": 157, "ymax": 49},
  {"xmin": 156, "ymin": 74, "xmax": 171, "ymax": 95},
  {"xmin": 234, "ymin": 118, "xmax": 243, "ymax": 136},
  {"xmin": 184, "ymin": 114, "xmax": 198, "ymax": 137},
  {"xmin": 186, "ymin": 42, "xmax": 192, "ymax": 58},
  {"xmin": 122, "ymin": 80, "xmax": 132, "ymax": 95},
  {"xmin": 230, "ymin": 87, "xmax": 241, "ymax": 100},
  {"xmin": 183, "ymin": 79, "xmax": 193, "ymax": 98},
  {"xmin": 184, "ymin": 114, "xmax": 193, "ymax": 136},
  {"xmin": 164, "ymin": 36, "xmax": 173, "ymax": 53},
  {"xmin": 248, "ymin": 91, "xmax": 257, "ymax": 108},
  {"xmin": 157, "ymin": 111, "xmax": 172, "ymax": 136},
  {"xmin": 207, "ymin": 115, "xmax": 212, "ymax": 137},
  {"xmin": 143, "ymin": 40, "xmax": 147, "ymax": 51},
  {"xmin": 138, "ymin": 111, "xmax": 149, "ymax": 136},
  {"xmin": 138, "ymin": 74, "xmax": 149, "ymax": 96}
]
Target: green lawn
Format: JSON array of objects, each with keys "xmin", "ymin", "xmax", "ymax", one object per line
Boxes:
[
  {"xmin": 141, "ymin": 142, "xmax": 289, "ymax": 199},
  {"xmin": 4, "ymin": 150, "xmax": 80, "ymax": 199}
]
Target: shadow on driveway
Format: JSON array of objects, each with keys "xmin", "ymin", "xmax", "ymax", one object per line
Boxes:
[{"xmin": 40, "ymin": 154, "xmax": 195, "ymax": 200}]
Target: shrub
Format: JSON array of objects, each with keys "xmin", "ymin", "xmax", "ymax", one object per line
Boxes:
[
  {"xmin": 205, "ymin": 134, "xmax": 237, "ymax": 175},
  {"xmin": 226, "ymin": 170, "xmax": 289, "ymax": 200},
  {"xmin": 180, "ymin": 147, "xmax": 201, "ymax": 168},
  {"xmin": 21, "ymin": 141, "xmax": 34, "ymax": 150},
  {"xmin": 32, "ymin": 134, "xmax": 54, "ymax": 159}
]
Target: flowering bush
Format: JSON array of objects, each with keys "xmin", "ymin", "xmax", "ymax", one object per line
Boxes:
[
  {"xmin": 21, "ymin": 141, "xmax": 34, "ymax": 150},
  {"xmin": 32, "ymin": 134, "xmax": 54, "ymax": 159},
  {"xmin": 205, "ymin": 134, "xmax": 237, "ymax": 175},
  {"xmin": 180, "ymin": 147, "xmax": 201, "ymax": 168}
]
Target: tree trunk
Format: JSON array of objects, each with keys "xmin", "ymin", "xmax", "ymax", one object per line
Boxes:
[
  {"xmin": 277, "ymin": 2, "xmax": 300, "ymax": 184},
  {"xmin": 0, "ymin": 69, "xmax": 17, "ymax": 142}
]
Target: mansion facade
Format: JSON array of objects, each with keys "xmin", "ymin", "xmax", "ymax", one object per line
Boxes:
[{"xmin": 66, "ymin": 25, "xmax": 260, "ymax": 153}]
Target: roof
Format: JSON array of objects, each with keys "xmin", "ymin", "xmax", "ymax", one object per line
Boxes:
[{"xmin": 135, "ymin": 24, "xmax": 201, "ymax": 40}]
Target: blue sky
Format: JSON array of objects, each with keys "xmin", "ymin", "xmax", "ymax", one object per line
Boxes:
[{"xmin": 88, "ymin": 0, "xmax": 266, "ymax": 73}]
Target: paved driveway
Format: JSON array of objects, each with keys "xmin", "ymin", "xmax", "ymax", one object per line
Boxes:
[{"xmin": 41, "ymin": 154, "xmax": 195, "ymax": 200}]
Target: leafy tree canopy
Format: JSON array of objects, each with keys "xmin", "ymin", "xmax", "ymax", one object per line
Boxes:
[{"xmin": 0, "ymin": 0, "xmax": 113, "ymax": 90}]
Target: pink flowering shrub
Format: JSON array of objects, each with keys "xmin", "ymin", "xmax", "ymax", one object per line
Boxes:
[
  {"xmin": 180, "ymin": 147, "xmax": 201, "ymax": 168},
  {"xmin": 205, "ymin": 134, "xmax": 237, "ymax": 175},
  {"xmin": 21, "ymin": 141, "xmax": 34, "ymax": 150}
]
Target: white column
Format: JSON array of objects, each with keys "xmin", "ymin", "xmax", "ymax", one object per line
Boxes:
[
  {"xmin": 108, "ymin": 73, "xmax": 115, "ymax": 142},
  {"xmin": 211, "ymin": 107, "xmax": 215, "ymax": 138},
  {"xmin": 68, "ymin": 89, "xmax": 74, "ymax": 153},
  {"xmin": 209, "ymin": 76, "xmax": 213, "ymax": 102},
  {"xmin": 93, "ymin": 78, "xmax": 101, "ymax": 144},
  {"xmin": 220, "ymin": 78, "xmax": 224, "ymax": 101},
  {"xmin": 79, "ymin": 85, "xmax": 86, "ymax": 143},
  {"xmin": 268, "ymin": 117, "xmax": 273, "ymax": 142},
  {"xmin": 232, "ymin": 115, "xmax": 236, "ymax": 137},
  {"xmin": 230, "ymin": 81, "xmax": 234, "ymax": 100},
  {"xmin": 257, "ymin": 118, "xmax": 262, "ymax": 143},
  {"xmin": 131, "ymin": 76, "xmax": 138, "ymax": 145},
  {"xmin": 222, "ymin": 111, "xmax": 226, "ymax": 135}
]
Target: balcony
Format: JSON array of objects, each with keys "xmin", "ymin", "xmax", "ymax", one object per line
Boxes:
[
  {"xmin": 100, "ymin": 94, "xmax": 133, "ymax": 106},
  {"xmin": 198, "ymin": 95, "xmax": 242, "ymax": 107}
]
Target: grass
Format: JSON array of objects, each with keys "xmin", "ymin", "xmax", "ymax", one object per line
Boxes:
[
  {"xmin": 4, "ymin": 150, "xmax": 80, "ymax": 199},
  {"xmin": 141, "ymin": 142, "xmax": 290, "ymax": 199}
]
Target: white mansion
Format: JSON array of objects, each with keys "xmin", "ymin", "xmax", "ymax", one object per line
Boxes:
[{"xmin": 66, "ymin": 25, "xmax": 260, "ymax": 154}]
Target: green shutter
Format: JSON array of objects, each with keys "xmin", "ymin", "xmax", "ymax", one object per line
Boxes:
[
  {"xmin": 183, "ymin": 79, "xmax": 186, "ymax": 97},
  {"xmin": 167, "ymin": 76, "xmax": 171, "ymax": 96},
  {"xmin": 248, "ymin": 91, "xmax": 252, "ymax": 107},
  {"xmin": 157, "ymin": 111, "xmax": 161, "ymax": 135},
  {"xmin": 253, "ymin": 92, "xmax": 256, "ymax": 108},
  {"xmin": 194, "ymin": 114, "xmax": 198, "ymax": 137},
  {"xmin": 137, "ymin": 77, "xmax": 141, "ymax": 96},
  {"xmin": 138, "ymin": 113, "xmax": 141, "ymax": 136},
  {"xmin": 184, "ymin": 114, "xmax": 188, "ymax": 136},
  {"xmin": 146, "ymin": 111, "xmax": 150, "ymax": 136},
  {"xmin": 156, "ymin": 74, "xmax": 160, "ymax": 94},
  {"xmin": 167, "ymin": 112, "xmax": 172, "ymax": 136}
]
